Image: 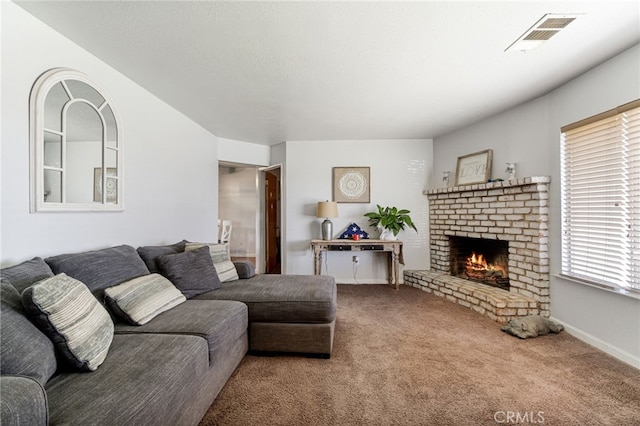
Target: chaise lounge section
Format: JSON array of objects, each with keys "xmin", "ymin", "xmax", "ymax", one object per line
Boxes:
[{"xmin": 194, "ymin": 274, "xmax": 337, "ymax": 356}]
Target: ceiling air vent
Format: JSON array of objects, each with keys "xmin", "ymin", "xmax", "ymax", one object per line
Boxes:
[{"xmin": 505, "ymin": 14, "xmax": 581, "ymax": 52}]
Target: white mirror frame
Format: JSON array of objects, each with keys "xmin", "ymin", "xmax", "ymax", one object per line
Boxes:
[{"xmin": 30, "ymin": 68, "xmax": 123, "ymax": 212}]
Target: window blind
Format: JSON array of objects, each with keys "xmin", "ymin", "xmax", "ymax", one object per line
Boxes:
[{"xmin": 561, "ymin": 101, "xmax": 640, "ymax": 291}]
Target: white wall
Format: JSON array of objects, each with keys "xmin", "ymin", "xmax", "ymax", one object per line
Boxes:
[
  {"xmin": 282, "ymin": 139, "xmax": 432, "ymax": 283},
  {"xmin": 432, "ymin": 96, "xmax": 552, "ymax": 184},
  {"xmin": 433, "ymin": 44, "xmax": 640, "ymax": 368},
  {"xmin": 1, "ymin": 2, "xmax": 219, "ymax": 266},
  {"xmin": 217, "ymin": 137, "xmax": 270, "ymax": 166}
]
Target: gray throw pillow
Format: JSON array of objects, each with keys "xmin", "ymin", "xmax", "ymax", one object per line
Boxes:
[
  {"xmin": 0, "ymin": 257, "xmax": 54, "ymax": 294},
  {"xmin": 22, "ymin": 274, "xmax": 114, "ymax": 371},
  {"xmin": 185, "ymin": 243, "xmax": 239, "ymax": 282},
  {"xmin": 0, "ymin": 281, "xmax": 57, "ymax": 386},
  {"xmin": 233, "ymin": 260, "xmax": 256, "ymax": 279},
  {"xmin": 45, "ymin": 245, "xmax": 149, "ymax": 300},
  {"xmin": 104, "ymin": 274, "xmax": 186, "ymax": 325},
  {"xmin": 137, "ymin": 240, "xmax": 188, "ymax": 274},
  {"xmin": 157, "ymin": 246, "xmax": 221, "ymax": 298}
]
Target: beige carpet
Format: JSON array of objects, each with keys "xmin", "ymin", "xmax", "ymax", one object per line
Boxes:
[{"xmin": 200, "ymin": 284, "xmax": 640, "ymax": 426}]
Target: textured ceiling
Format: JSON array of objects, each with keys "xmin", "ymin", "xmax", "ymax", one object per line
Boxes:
[{"xmin": 15, "ymin": 1, "xmax": 640, "ymax": 145}]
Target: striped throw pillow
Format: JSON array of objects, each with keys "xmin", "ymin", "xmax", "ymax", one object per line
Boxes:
[
  {"xmin": 185, "ymin": 243, "xmax": 239, "ymax": 282},
  {"xmin": 104, "ymin": 274, "xmax": 186, "ymax": 325},
  {"xmin": 22, "ymin": 274, "xmax": 114, "ymax": 371}
]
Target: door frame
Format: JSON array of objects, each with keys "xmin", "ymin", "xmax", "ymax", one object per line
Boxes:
[{"xmin": 259, "ymin": 164, "xmax": 283, "ymax": 274}]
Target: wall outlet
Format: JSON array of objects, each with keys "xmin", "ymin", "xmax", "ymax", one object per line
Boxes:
[{"xmin": 352, "ymin": 255, "xmax": 359, "ymax": 263}]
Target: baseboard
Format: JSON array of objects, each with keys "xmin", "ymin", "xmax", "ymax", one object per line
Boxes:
[
  {"xmin": 551, "ymin": 316, "xmax": 640, "ymax": 370},
  {"xmin": 336, "ymin": 279, "xmax": 390, "ymax": 285}
]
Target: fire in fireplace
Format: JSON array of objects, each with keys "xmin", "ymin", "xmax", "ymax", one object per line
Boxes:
[
  {"xmin": 464, "ymin": 252, "xmax": 509, "ymax": 288},
  {"xmin": 449, "ymin": 237, "xmax": 510, "ymax": 290}
]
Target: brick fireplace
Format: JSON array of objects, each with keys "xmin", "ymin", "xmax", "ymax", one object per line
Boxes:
[{"xmin": 404, "ymin": 176, "xmax": 550, "ymax": 323}]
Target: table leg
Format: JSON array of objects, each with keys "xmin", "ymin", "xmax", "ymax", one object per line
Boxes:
[
  {"xmin": 393, "ymin": 251, "xmax": 400, "ymax": 290},
  {"xmin": 387, "ymin": 253, "xmax": 394, "ymax": 288}
]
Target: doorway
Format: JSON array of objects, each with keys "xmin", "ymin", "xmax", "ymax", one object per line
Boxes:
[
  {"xmin": 218, "ymin": 162, "xmax": 259, "ymax": 267},
  {"xmin": 261, "ymin": 166, "xmax": 282, "ymax": 274}
]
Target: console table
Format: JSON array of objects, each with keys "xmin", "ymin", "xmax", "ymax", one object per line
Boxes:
[{"xmin": 310, "ymin": 239, "xmax": 404, "ymax": 289}]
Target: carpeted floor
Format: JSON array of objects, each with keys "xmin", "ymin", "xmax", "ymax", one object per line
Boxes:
[{"xmin": 199, "ymin": 284, "xmax": 640, "ymax": 426}]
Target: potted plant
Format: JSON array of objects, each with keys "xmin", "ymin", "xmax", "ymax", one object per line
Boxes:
[{"xmin": 364, "ymin": 205, "xmax": 418, "ymax": 240}]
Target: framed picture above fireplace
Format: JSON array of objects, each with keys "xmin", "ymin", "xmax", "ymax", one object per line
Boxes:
[{"xmin": 455, "ymin": 149, "xmax": 493, "ymax": 186}]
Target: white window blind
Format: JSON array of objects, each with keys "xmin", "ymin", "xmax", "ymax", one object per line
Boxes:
[{"xmin": 561, "ymin": 100, "xmax": 640, "ymax": 291}]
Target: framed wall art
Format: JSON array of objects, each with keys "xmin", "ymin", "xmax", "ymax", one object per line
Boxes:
[
  {"xmin": 455, "ymin": 149, "xmax": 493, "ymax": 186},
  {"xmin": 333, "ymin": 167, "xmax": 370, "ymax": 203}
]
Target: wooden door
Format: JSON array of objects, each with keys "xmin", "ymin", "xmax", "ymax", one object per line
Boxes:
[{"xmin": 265, "ymin": 170, "xmax": 281, "ymax": 273}]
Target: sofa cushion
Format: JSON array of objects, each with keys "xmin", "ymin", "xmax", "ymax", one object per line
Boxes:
[
  {"xmin": 0, "ymin": 376, "xmax": 48, "ymax": 426},
  {"xmin": 45, "ymin": 245, "xmax": 149, "ymax": 300},
  {"xmin": 233, "ymin": 260, "xmax": 256, "ymax": 279},
  {"xmin": 137, "ymin": 240, "xmax": 188, "ymax": 274},
  {"xmin": 157, "ymin": 246, "xmax": 221, "ymax": 298},
  {"xmin": 45, "ymin": 334, "xmax": 210, "ymax": 426},
  {"xmin": 185, "ymin": 242, "xmax": 239, "ymax": 282},
  {"xmin": 194, "ymin": 274, "xmax": 337, "ymax": 323},
  {"xmin": 22, "ymin": 274, "xmax": 114, "ymax": 371},
  {"xmin": 115, "ymin": 299, "xmax": 248, "ymax": 365},
  {"xmin": 104, "ymin": 274, "xmax": 186, "ymax": 325},
  {"xmin": 0, "ymin": 281, "xmax": 57, "ymax": 386},
  {"xmin": 0, "ymin": 257, "xmax": 54, "ymax": 294}
]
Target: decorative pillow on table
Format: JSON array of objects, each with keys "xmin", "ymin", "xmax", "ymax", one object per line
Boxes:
[
  {"xmin": 185, "ymin": 242, "xmax": 239, "ymax": 282},
  {"xmin": 137, "ymin": 240, "xmax": 188, "ymax": 274},
  {"xmin": 104, "ymin": 273, "xmax": 186, "ymax": 325},
  {"xmin": 21, "ymin": 273, "xmax": 114, "ymax": 372},
  {"xmin": 157, "ymin": 246, "xmax": 222, "ymax": 298}
]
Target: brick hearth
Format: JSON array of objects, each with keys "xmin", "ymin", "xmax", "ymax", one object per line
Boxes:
[{"xmin": 405, "ymin": 176, "xmax": 550, "ymax": 323}]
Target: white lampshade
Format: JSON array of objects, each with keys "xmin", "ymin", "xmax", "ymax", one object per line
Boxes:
[{"xmin": 316, "ymin": 201, "xmax": 338, "ymax": 219}]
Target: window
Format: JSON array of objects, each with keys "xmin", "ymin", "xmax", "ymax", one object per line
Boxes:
[
  {"xmin": 30, "ymin": 68, "xmax": 123, "ymax": 212},
  {"xmin": 561, "ymin": 100, "xmax": 640, "ymax": 291}
]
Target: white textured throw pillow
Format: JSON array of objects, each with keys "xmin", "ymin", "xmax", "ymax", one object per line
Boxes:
[
  {"xmin": 104, "ymin": 274, "xmax": 186, "ymax": 325},
  {"xmin": 22, "ymin": 273, "xmax": 114, "ymax": 372},
  {"xmin": 185, "ymin": 243, "xmax": 239, "ymax": 282}
]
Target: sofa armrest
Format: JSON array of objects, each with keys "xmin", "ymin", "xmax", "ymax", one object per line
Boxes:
[
  {"xmin": 233, "ymin": 261, "xmax": 255, "ymax": 279},
  {"xmin": 0, "ymin": 376, "xmax": 48, "ymax": 426}
]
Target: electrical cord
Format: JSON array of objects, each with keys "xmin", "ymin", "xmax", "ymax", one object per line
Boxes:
[{"xmin": 324, "ymin": 253, "xmax": 329, "ymax": 275}]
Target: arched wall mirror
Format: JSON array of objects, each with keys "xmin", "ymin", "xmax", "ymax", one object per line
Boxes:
[{"xmin": 30, "ymin": 68, "xmax": 123, "ymax": 212}]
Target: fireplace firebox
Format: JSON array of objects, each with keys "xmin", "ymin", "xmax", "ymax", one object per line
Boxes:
[{"xmin": 450, "ymin": 236, "xmax": 509, "ymax": 290}]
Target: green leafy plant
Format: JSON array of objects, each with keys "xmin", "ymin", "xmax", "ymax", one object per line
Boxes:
[{"xmin": 364, "ymin": 205, "xmax": 418, "ymax": 237}]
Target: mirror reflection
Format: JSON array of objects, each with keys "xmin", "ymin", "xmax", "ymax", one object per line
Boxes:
[
  {"xmin": 64, "ymin": 101, "xmax": 103, "ymax": 203},
  {"xmin": 33, "ymin": 69, "xmax": 122, "ymax": 211}
]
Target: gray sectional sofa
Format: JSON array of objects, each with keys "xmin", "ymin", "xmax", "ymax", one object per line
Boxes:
[{"xmin": 0, "ymin": 242, "xmax": 337, "ymax": 425}]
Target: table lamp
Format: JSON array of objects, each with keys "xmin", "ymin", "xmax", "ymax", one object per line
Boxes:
[{"xmin": 316, "ymin": 201, "xmax": 338, "ymax": 240}]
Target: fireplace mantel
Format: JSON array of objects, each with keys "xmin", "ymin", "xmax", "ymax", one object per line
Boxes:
[
  {"xmin": 423, "ymin": 176, "xmax": 551, "ymax": 196},
  {"xmin": 406, "ymin": 176, "xmax": 551, "ymax": 322}
]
